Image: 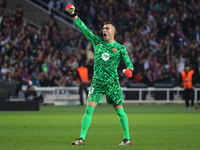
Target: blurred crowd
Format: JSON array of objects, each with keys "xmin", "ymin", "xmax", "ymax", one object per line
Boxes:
[{"xmin": 1, "ymin": 0, "xmax": 200, "ymax": 88}]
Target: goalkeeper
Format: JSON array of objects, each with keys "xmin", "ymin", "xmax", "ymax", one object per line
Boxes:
[{"xmin": 66, "ymin": 4, "xmax": 134, "ymax": 146}]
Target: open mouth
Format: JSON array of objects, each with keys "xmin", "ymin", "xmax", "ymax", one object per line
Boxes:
[{"xmin": 103, "ymin": 33, "xmax": 107, "ymax": 39}]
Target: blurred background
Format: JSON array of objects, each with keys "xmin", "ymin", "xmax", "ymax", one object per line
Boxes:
[{"xmin": 1, "ymin": 0, "xmax": 200, "ymax": 107}]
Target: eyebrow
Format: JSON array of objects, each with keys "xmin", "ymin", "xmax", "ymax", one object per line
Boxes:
[{"xmin": 103, "ymin": 27, "xmax": 110, "ymax": 29}]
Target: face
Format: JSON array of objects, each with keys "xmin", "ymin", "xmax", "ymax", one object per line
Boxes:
[
  {"xmin": 185, "ymin": 66, "xmax": 190, "ymax": 72},
  {"xmin": 103, "ymin": 24, "xmax": 115, "ymax": 42}
]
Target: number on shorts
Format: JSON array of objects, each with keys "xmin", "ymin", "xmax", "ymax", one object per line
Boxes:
[{"xmin": 89, "ymin": 87, "xmax": 94, "ymax": 94}]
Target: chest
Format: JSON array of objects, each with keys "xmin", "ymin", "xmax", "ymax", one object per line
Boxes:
[
  {"xmin": 95, "ymin": 43, "xmax": 121, "ymax": 61},
  {"xmin": 182, "ymin": 72, "xmax": 193, "ymax": 80}
]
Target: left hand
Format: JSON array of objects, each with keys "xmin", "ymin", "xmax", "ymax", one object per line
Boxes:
[{"xmin": 123, "ymin": 69, "xmax": 132, "ymax": 78}]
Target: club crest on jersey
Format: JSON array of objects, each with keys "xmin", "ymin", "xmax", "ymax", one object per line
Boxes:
[
  {"xmin": 113, "ymin": 48, "xmax": 117, "ymax": 52},
  {"xmin": 102, "ymin": 52, "xmax": 110, "ymax": 61}
]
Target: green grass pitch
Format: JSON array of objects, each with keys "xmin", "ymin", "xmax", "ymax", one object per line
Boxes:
[{"xmin": 0, "ymin": 104, "xmax": 200, "ymax": 150}]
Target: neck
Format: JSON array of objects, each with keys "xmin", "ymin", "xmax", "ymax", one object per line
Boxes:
[{"xmin": 105, "ymin": 38, "xmax": 115, "ymax": 43}]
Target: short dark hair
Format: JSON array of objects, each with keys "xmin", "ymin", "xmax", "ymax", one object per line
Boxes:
[
  {"xmin": 185, "ymin": 63, "xmax": 190, "ymax": 67},
  {"xmin": 104, "ymin": 21, "xmax": 116, "ymax": 30},
  {"xmin": 78, "ymin": 61, "xmax": 86, "ymax": 67}
]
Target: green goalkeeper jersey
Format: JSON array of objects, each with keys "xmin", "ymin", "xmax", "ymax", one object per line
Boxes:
[{"xmin": 74, "ymin": 17, "xmax": 134, "ymax": 81}]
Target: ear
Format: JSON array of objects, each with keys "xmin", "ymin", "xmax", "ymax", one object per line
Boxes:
[{"xmin": 113, "ymin": 29, "xmax": 116, "ymax": 35}]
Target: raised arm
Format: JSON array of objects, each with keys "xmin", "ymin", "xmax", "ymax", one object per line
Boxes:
[{"xmin": 65, "ymin": 4, "xmax": 100, "ymax": 46}]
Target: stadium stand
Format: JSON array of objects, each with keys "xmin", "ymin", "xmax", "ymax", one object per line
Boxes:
[{"xmin": 1, "ymin": 0, "xmax": 200, "ymax": 104}]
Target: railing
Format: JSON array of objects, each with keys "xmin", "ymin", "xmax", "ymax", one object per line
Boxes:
[
  {"xmin": 6, "ymin": 8, "xmax": 42, "ymax": 29},
  {"xmin": 22, "ymin": 86, "xmax": 200, "ymax": 103},
  {"xmin": 25, "ymin": 0, "xmax": 80, "ymax": 31},
  {"xmin": 23, "ymin": 17, "xmax": 42, "ymax": 28},
  {"xmin": 121, "ymin": 87, "xmax": 196, "ymax": 102}
]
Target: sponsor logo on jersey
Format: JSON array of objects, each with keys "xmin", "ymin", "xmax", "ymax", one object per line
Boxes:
[
  {"xmin": 102, "ymin": 52, "xmax": 110, "ymax": 61},
  {"xmin": 113, "ymin": 48, "xmax": 117, "ymax": 52}
]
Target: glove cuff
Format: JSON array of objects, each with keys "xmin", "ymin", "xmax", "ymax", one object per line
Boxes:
[
  {"xmin": 129, "ymin": 68, "xmax": 133, "ymax": 72},
  {"xmin": 70, "ymin": 12, "xmax": 77, "ymax": 18}
]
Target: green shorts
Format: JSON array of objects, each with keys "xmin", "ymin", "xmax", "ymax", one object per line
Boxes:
[{"xmin": 87, "ymin": 78, "xmax": 124, "ymax": 105}]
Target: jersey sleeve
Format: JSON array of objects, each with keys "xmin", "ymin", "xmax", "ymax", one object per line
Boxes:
[
  {"xmin": 74, "ymin": 17, "xmax": 100, "ymax": 46},
  {"xmin": 121, "ymin": 46, "xmax": 134, "ymax": 71}
]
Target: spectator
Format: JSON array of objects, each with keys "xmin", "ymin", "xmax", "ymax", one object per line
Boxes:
[
  {"xmin": 1, "ymin": 63, "xmax": 9, "ymax": 81},
  {"xmin": 163, "ymin": 65, "xmax": 176, "ymax": 84},
  {"xmin": 24, "ymin": 85, "xmax": 46, "ymax": 105},
  {"xmin": 14, "ymin": 4, "xmax": 23, "ymax": 27},
  {"xmin": 86, "ymin": 59, "xmax": 94, "ymax": 80},
  {"xmin": 31, "ymin": 66, "xmax": 41, "ymax": 87},
  {"xmin": 21, "ymin": 67, "xmax": 31, "ymax": 85},
  {"xmin": 142, "ymin": 69, "xmax": 154, "ymax": 87},
  {"xmin": 48, "ymin": 0, "xmax": 61, "ymax": 10},
  {"xmin": 85, "ymin": 42, "xmax": 94, "ymax": 63},
  {"xmin": 123, "ymin": 37, "xmax": 134, "ymax": 54},
  {"xmin": 1, "ymin": 0, "xmax": 200, "ymax": 89},
  {"xmin": 51, "ymin": 69, "xmax": 66, "ymax": 87},
  {"xmin": 134, "ymin": 71, "xmax": 142, "ymax": 83}
]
